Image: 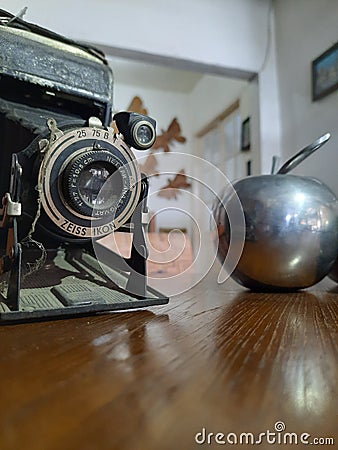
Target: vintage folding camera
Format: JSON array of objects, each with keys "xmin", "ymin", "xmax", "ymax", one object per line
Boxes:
[{"xmin": 0, "ymin": 9, "xmax": 168, "ymax": 323}]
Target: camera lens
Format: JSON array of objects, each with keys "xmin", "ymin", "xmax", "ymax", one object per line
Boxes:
[
  {"xmin": 63, "ymin": 150, "xmax": 125, "ymax": 217},
  {"xmin": 78, "ymin": 163, "xmax": 123, "ymax": 210},
  {"xmin": 132, "ymin": 120, "xmax": 156, "ymax": 149},
  {"xmin": 136, "ymin": 124, "xmax": 153, "ymax": 145}
]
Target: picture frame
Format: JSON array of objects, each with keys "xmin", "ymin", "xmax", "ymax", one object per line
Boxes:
[
  {"xmin": 312, "ymin": 42, "xmax": 338, "ymax": 101},
  {"xmin": 246, "ymin": 160, "xmax": 252, "ymax": 176},
  {"xmin": 241, "ymin": 117, "xmax": 250, "ymax": 151}
]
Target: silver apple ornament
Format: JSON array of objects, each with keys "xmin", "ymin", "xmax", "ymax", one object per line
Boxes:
[{"xmin": 213, "ymin": 133, "xmax": 338, "ymax": 291}]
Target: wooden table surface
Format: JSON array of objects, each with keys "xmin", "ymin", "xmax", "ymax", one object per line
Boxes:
[{"xmin": 0, "ymin": 267, "xmax": 337, "ymax": 449}]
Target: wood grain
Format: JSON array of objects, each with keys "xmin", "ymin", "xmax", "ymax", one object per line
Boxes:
[{"xmin": 0, "ymin": 269, "xmax": 337, "ymax": 450}]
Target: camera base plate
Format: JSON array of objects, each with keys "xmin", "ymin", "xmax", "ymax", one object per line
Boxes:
[{"xmin": 0, "ymin": 247, "xmax": 168, "ymax": 324}]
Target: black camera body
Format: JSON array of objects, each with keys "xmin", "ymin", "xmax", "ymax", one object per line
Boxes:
[{"xmin": 0, "ymin": 9, "xmax": 167, "ymax": 322}]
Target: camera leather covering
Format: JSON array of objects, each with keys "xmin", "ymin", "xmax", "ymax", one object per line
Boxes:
[{"xmin": 0, "ymin": 9, "xmax": 113, "ymax": 109}]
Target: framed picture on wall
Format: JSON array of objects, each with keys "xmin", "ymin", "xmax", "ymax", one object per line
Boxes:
[
  {"xmin": 241, "ymin": 117, "xmax": 250, "ymax": 151},
  {"xmin": 246, "ymin": 160, "xmax": 252, "ymax": 176},
  {"xmin": 312, "ymin": 42, "xmax": 338, "ymax": 101}
]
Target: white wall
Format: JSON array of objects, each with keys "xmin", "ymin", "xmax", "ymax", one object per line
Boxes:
[
  {"xmin": 241, "ymin": 78, "xmax": 261, "ymax": 175},
  {"xmin": 189, "ymin": 76, "xmax": 246, "ymax": 135},
  {"xmin": 258, "ymin": 3, "xmax": 282, "ymax": 174},
  {"xmin": 189, "ymin": 74, "xmax": 261, "ymax": 175},
  {"xmin": 274, "ymin": 0, "xmax": 338, "ymax": 193}
]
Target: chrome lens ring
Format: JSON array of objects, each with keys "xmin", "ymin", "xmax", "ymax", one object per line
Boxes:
[{"xmin": 132, "ymin": 120, "xmax": 156, "ymax": 149}]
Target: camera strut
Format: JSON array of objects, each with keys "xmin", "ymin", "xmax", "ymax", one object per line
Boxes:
[{"xmin": 0, "ymin": 154, "xmax": 22, "ymax": 310}]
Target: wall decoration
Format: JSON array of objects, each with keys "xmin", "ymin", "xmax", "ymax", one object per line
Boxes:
[
  {"xmin": 241, "ymin": 117, "xmax": 250, "ymax": 151},
  {"xmin": 138, "ymin": 153, "xmax": 159, "ymax": 177},
  {"xmin": 116, "ymin": 97, "xmax": 191, "ymax": 198},
  {"xmin": 127, "ymin": 96, "xmax": 148, "ymax": 115},
  {"xmin": 312, "ymin": 42, "xmax": 338, "ymax": 101},
  {"xmin": 111, "ymin": 96, "xmax": 149, "ymax": 132},
  {"xmin": 153, "ymin": 118, "xmax": 187, "ymax": 153},
  {"xmin": 158, "ymin": 169, "xmax": 192, "ymax": 200},
  {"xmin": 246, "ymin": 160, "xmax": 252, "ymax": 176}
]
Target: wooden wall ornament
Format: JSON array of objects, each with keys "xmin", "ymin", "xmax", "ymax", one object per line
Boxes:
[
  {"xmin": 138, "ymin": 153, "xmax": 159, "ymax": 177},
  {"xmin": 127, "ymin": 96, "xmax": 148, "ymax": 115},
  {"xmin": 158, "ymin": 169, "xmax": 192, "ymax": 200},
  {"xmin": 153, "ymin": 118, "xmax": 186, "ymax": 153},
  {"xmin": 114, "ymin": 96, "xmax": 191, "ymax": 200},
  {"xmin": 111, "ymin": 96, "xmax": 149, "ymax": 134}
]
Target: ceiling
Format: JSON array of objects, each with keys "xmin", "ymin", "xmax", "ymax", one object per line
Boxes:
[{"xmin": 107, "ymin": 56, "xmax": 204, "ymax": 93}]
